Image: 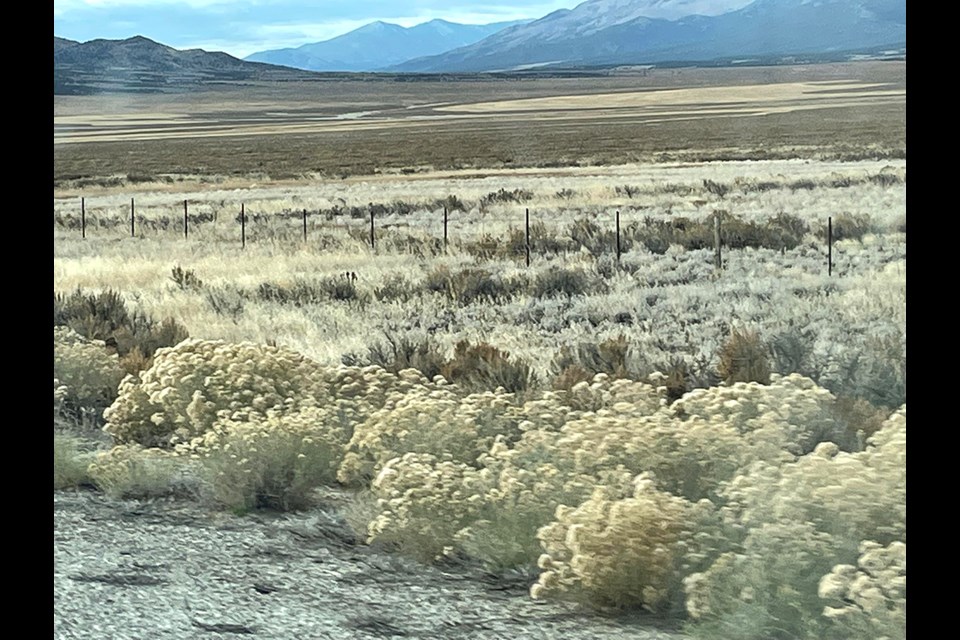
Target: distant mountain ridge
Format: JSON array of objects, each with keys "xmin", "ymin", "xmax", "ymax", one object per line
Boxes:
[
  {"xmin": 54, "ymin": 0, "xmax": 906, "ymax": 93},
  {"xmin": 390, "ymin": 0, "xmax": 907, "ymax": 72},
  {"xmin": 54, "ymin": 35, "xmax": 318, "ymax": 94},
  {"xmin": 54, "ymin": 37, "xmax": 79, "ymax": 53},
  {"xmin": 244, "ymin": 19, "xmax": 530, "ymax": 72}
]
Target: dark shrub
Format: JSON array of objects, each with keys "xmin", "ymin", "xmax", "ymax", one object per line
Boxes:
[
  {"xmin": 366, "ymin": 334, "xmax": 447, "ymax": 381},
  {"xmin": 769, "ymin": 327, "xmax": 819, "ymax": 378},
  {"xmin": 54, "ymin": 289, "xmax": 189, "ymax": 374},
  {"xmin": 425, "ymin": 266, "xmax": 522, "ymax": 305},
  {"xmin": 374, "ymin": 274, "xmax": 418, "ymax": 303},
  {"xmin": 479, "ymin": 188, "xmax": 534, "ymax": 209},
  {"xmin": 703, "ymin": 179, "xmax": 730, "ymax": 198},
  {"xmin": 868, "ymin": 172, "xmax": 903, "ymax": 187},
  {"xmin": 441, "ymin": 340, "xmax": 535, "ymax": 394},
  {"xmin": 552, "ymin": 335, "xmax": 631, "ymax": 385},
  {"xmin": 569, "ymin": 218, "xmax": 617, "ymax": 256},
  {"xmin": 717, "ymin": 328, "xmax": 771, "ymax": 385},
  {"xmin": 552, "ymin": 364, "xmax": 595, "ymax": 391},
  {"xmin": 531, "ymin": 267, "xmax": 594, "ymax": 299},
  {"xmin": 829, "ymin": 213, "xmax": 872, "ymax": 242},
  {"xmin": 171, "ymin": 265, "xmax": 204, "ymax": 291}
]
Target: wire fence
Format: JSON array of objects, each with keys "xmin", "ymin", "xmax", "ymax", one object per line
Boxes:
[{"xmin": 57, "ymin": 196, "xmax": 847, "ymax": 273}]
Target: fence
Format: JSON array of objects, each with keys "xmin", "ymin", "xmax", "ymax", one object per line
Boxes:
[{"xmin": 60, "ymin": 197, "xmax": 843, "ymax": 274}]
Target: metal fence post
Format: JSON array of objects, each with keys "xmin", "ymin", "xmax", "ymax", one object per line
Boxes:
[
  {"xmin": 616, "ymin": 210, "xmax": 621, "ymax": 263},
  {"xmin": 714, "ymin": 211, "xmax": 722, "ymax": 270},
  {"xmin": 828, "ymin": 217, "xmax": 833, "ymax": 276},
  {"xmin": 525, "ymin": 208, "xmax": 530, "ymax": 268}
]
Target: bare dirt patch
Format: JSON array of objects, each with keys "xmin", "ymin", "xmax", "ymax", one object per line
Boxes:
[{"xmin": 54, "ymin": 490, "xmax": 685, "ymax": 639}]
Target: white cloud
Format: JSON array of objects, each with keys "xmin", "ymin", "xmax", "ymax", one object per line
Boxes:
[
  {"xmin": 55, "ymin": 0, "xmax": 233, "ymax": 8},
  {"xmin": 54, "ymin": 0, "xmax": 582, "ymax": 57}
]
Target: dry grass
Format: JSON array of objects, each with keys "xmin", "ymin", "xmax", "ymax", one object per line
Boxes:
[
  {"xmin": 53, "ymin": 61, "xmax": 905, "ymax": 408},
  {"xmin": 54, "ymin": 62, "xmax": 905, "ymax": 185},
  {"xmin": 53, "ymin": 158, "xmax": 905, "ymax": 394}
]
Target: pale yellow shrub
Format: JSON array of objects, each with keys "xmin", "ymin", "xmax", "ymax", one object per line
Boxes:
[
  {"xmin": 367, "ymin": 453, "xmax": 487, "ymax": 562},
  {"xmin": 54, "ymin": 378, "xmax": 69, "ymax": 417},
  {"xmin": 550, "ymin": 410, "xmax": 750, "ymax": 502},
  {"xmin": 671, "ymin": 373, "xmax": 844, "ymax": 457},
  {"xmin": 54, "ymin": 326, "xmax": 125, "ymax": 409},
  {"xmin": 462, "ymin": 436, "xmax": 636, "ymax": 571},
  {"xmin": 532, "ymin": 473, "xmax": 697, "ymax": 612},
  {"xmin": 505, "ymin": 394, "xmax": 765, "ymax": 504},
  {"xmin": 104, "ymin": 339, "xmax": 331, "ymax": 447},
  {"xmin": 360, "ymin": 376, "xmax": 852, "ymax": 575},
  {"xmin": 559, "ymin": 374, "xmax": 667, "ymax": 415},
  {"xmin": 179, "ymin": 406, "xmax": 350, "ymax": 511},
  {"xmin": 337, "ymin": 387, "xmax": 520, "ymax": 485},
  {"xmin": 513, "ymin": 391, "xmax": 583, "ymax": 431},
  {"xmin": 682, "ymin": 406, "xmax": 906, "ymax": 639},
  {"xmin": 683, "ymin": 521, "xmax": 839, "ymax": 638},
  {"xmin": 819, "ymin": 541, "xmax": 906, "ymax": 640},
  {"xmin": 319, "ymin": 365, "xmax": 434, "ymax": 432},
  {"xmin": 102, "ymin": 339, "xmax": 451, "ymax": 511},
  {"xmin": 718, "ymin": 409, "xmax": 906, "ymax": 544}
]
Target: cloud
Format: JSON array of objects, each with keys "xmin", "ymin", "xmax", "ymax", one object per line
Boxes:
[{"xmin": 52, "ymin": 1, "xmax": 583, "ymax": 56}]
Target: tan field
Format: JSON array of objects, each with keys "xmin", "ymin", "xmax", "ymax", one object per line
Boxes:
[
  {"xmin": 55, "ymin": 79, "xmax": 904, "ymax": 145},
  {"xmin": 53, "ymin": 62, "xmax": 905, "ymax": 183}
]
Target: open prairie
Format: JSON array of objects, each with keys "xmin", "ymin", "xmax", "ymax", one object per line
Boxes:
[
  {"xmin": 54, "ymin": 61, "xmax": 904, "ymax": 184},
  {"xmin": 55, "ymin": 60, "xmax": 906, "ymax": 640}
]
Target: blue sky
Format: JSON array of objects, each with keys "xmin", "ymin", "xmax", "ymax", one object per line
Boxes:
[{"xmin": 53, "ymin": 1, "xmax": 583, "ymax": 58}]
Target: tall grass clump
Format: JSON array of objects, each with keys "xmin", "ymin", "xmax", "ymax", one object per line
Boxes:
[
  {"xmin": 364, "ymin": 333, "xmax": 447, "ymax": 381},
  {"xmin": 54, "ymin": 434, "xmax": 94, "ymax": 489},
  {"xmin": 441, "ymin": 340, "xmax": 536, "ymax": 394},
  {"xmin": 87, "ymin": 445, "xmax": 188, "ymax": 499},
  {"xmin": 717, "ymin": 328, "xmax": 771, "ymax": 385},
  {"xmin": 531, "ymin": 266, "xmax": 597, "ymax": 299},
  {"xmin": 552, "ymin": 335, "xmax": 632, "ymax": 390},
  {"xmin": 425, "ymin": 266, "xmax": 523, "ymax": 305},
  {"xmin": 54, "ymin": 289, "xmax": 189, "ymax": 374}
]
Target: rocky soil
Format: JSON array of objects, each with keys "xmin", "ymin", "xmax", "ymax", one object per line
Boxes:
[{"xmin": 54, "ymin": 490, "xmax": 687, "ymax": 640}]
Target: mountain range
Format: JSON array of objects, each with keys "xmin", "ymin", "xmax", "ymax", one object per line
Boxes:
[
  {"xmin": 245, "ymin": 19, "xmax": 529, "ymax": 72},
  {"xmin": 390, "ymin": 0, "xmax": 906, "ymax": 72},
  {"xmin": 54, "ymin": 35, "xmax": 316, "ymax": 94},
  {"xmin": 54, "ymin": 0, "xmax": 906, "ymax": 93}
]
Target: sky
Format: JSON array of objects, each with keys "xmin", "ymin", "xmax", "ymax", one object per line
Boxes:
[{"xmin": 53, "ymin": 0, "xmax": 584, "ymax": 58}]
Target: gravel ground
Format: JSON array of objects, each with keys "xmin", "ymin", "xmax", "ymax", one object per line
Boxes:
[{"xmin": 54, "ymin": 490, "xmax": 687, "ymax": 640}]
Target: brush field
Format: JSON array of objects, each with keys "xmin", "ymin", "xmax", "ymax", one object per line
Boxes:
[
  {"xmin": 54, "ymin": 61, "xmax": 904, "ymax": 183},
  {"xmin": 54, "ymin": 61, "xmax": 906, "ymax": 640}
]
